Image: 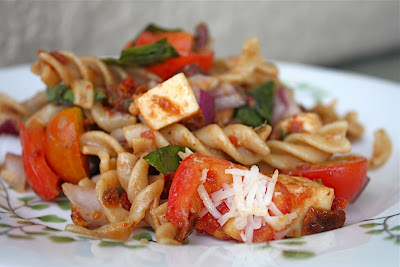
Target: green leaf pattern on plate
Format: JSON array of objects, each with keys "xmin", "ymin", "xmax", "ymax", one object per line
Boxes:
[{"xmin": 359, "ymin": 213, "xmax": 400, "ymax": 245}]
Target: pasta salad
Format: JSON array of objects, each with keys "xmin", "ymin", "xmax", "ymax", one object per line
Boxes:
[{"xmin": 0, "ymin": 23, "xmax": 392, "ymax": 244}]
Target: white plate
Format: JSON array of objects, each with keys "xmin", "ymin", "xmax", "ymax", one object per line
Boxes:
[{"xmin": 0, "ymin": 63, "xmax": 399, "ymax": 267}]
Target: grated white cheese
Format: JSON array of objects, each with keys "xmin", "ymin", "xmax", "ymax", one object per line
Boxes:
[
  {"xmin": 197, "ymin": 184, "xmax": 222, "ymax": 219},
  {"xmin": 197, "ymin": 166, "xmax": 298, "ymax": 243},
  {"xmin": 178, "ymin": 147, "xmax": 194, "ymax": 160},
  {"xmin": 200, "ymin": 168, "xmax": 209, "ymax": 183}
]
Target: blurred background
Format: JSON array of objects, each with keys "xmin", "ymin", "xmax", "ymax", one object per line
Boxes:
[{"xmin": 0, "ymin": 0, "xmax": 399, "ymax": 82}]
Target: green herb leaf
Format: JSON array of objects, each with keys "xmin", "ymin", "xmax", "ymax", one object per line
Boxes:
[
  {"xmin": 144, "ymin": 145, "xmax": 187, "ymax": 175},
  {"xmin": 234, "ymin": 106, "xmax": 264, "ymax": 127},
  {"xmin": 119, "ymin": 38, "xmax": 179, "ymax": 67},
  {"xmin": 247, "ymin": 81, "xmax": 275, "ymax": 123},
  {"xmin": 46, "ymin": 84, "xmax": 74, "ymax": 105},
  {"xmin": 46, "ymin": 85, "xmax": 105, "ymax": 106},
  {"xmin": 0, "ymin": 223, "xmax": 11, "ymax": 228},
  {"xmin": 94, "ymin": 87, "xmax": 106, "ymax": 102},
  {"xmin": 144, "ymin": 23, "xmax": 182, "ymax": 33}
]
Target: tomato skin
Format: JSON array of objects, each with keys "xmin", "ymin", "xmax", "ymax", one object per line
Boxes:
[
  {"xmin": 167, "ymin": 154, "xmax": 292, "ymax": 242},
  {"xmin": 167, "ymin": 154, "xmax": 246, "ymax": 232},
  {"xmin": 146, "ymin": 50, "xmax": 214, "ymax": 80},
  {"xmin": 286, "ymin": 155, "xmax": 368, "ymax": 201},
  {"xmin": 18, "ymin": 120, "xmax": 60, "ymax": 200},
  {"xmin": 136, "ymin": 31, "xmax": 194, "ymax": 55},
  {"xmin": 44, "ymin": 107, "xmax": 89, "ymax": 184}
]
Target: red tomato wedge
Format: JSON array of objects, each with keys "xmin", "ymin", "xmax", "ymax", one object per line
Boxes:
[
  {"xmin": 146, "ymin": 50, "xmax": 214, "ymax": 80},
  {"xmin": 167, "ymin": 154, "xmax": 291, "ymax": 242},
  {"xmin": 18, "ymin": 120, "xmax": 60, "ymax": 200},
  {"xmin": 44, "ymin": 107, "xmax": 89, "ymax": 184},
  {"xmin": 168, "ymin": 154, "xmax": 245, "ymax": 232},
  {"xmin": 136, "ymin": 31, "xmax": 194, "ymax": 55},
  {"xmin": 286, "ymin": 155, "xmax": 368, "ymax": 202}
]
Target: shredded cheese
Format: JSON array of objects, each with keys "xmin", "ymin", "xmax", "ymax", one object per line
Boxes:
[
  {"xmin": 197, "ymin": 184, "xmax": 222, "ymax": 219},
  {"xmin": 197, "ymin": 166, "xmax": 298, "ymax": 243},
  {"xmin": 178, "ymin": 147, "xmax": 193, "ymax": 160}
]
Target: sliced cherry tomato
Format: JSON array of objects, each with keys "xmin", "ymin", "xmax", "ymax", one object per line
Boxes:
[
  {"xmin": 286, "ymin": 155, "xmax": 368, "ymax": 201},
  {"xmin": 136, "ymin": 31, "xmax": 194, "ymax": 55},
  {"xmin": 146, "ymin": 50, "xmax": 214, "ymax": 80},
  {"xmin": 167, "ymin": 154, "xmax": 291, "ymax": 242},
  {"xmin": 18, "ymin": 120, "xmax": 60, "ymax": 200},
  {"xmin": 44, "ymin": 107, "xmax": 89, "ymax": 184},
  {"xmin": 168, "ymin": 154, "xmax": 245, "ymax": 232}
]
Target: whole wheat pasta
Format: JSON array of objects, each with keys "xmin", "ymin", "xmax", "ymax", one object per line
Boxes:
[
  {"xmin": 369, "ymin": 129, "xmax": 392, "ymax": 168},
  {"xmin": 31, "ymin": 50, "xmax": 116, "ymax": 88},
  {"xmin": 214, "ymin": 37, "xmax": 279, "ymax": 87},
  {"xmin": 80, "ymin": 130, "xmax": 126, "ymax": 156},
  {"xmin": 160, "ymin": 123, "xmax": 271, "ymax": 166},
  {"xmin": 265, "ymin": 121, "xmax": 352, "ymax": 170},
  {"xmin": 81, "ymin": 145, "xmax": 116, "ymax": 174},
  {"xmin": 91, "ymin": 102, "xmax": 137, "ymax": 132}
]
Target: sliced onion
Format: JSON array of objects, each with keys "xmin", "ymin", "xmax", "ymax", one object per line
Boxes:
[
  {"xmin": 208, "ymin": 82, "xmax": 246, "ymax": 110},
  {"xmin": 0, "ymin": 119, "xmax": 18, "ymax": 136},
  {"xmin": 198, "ymin": 89, "xmax": 215, "ymax": 125},
  {"xmin": 273, "ymin": 87, "xmax": 301, "ymax": 124},
  {"xmin": 62, "ymin": 183, "xmax": 108, "ymax": 228},
  {"xmin": 0, "ymin": 153, "xmax": 26, "ymax": 192}
]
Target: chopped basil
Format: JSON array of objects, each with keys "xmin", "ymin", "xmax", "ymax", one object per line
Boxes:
[
  {"xmin": 143, "ymin": 145, "xmax": 188, "ymax": 175},
  {"xmin": 46, "ymin": 84, "xmax": 74, "ymax": 105},
  {"xmin": 279, "ymin": 129, "xmax": 287, "ymax": 140},
  {"xmin": 234, "ymin": 81, "xmax": 275, "ymax": 127},
  {"xmin": 94, "ymin": 87, "xmax": 107, "ymax": 102},
  {"xmin": 46, "ymin": 84, "xmax": 106, "ymax": 106},
  {"xmin": 119, "ymin": 38, "xmax": 179, "ymax": 67},
  {"xmin": 234, "ymin": 106, "xmax": 265, "ymax": 127},
  {"xmin": 143, "ymin": 23, "xmax": 182, "ymax": 33},
  {"xmin": 247, "ymin": 81, "xmax": 275, "ymax": 124}
]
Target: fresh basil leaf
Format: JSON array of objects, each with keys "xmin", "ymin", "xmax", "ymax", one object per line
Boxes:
[
  {"xmin": 46, "ymin": 84, "xmax": 74, "ymax": 105},
  {"xmin": 144, "ymin": 145, "xmax": 187, "ymax": 175},
  {"xmin": 234, "ymin": 106, "xmax": 265, "ymax": 127},
  {"xmin": 143, "ymin": 23, "xmax": 182, "ymax": 33},
  {"xmin": 47, "ymin": 85, "xmax": 106, "ymax": 106},
  {"xmin": 119, "ymin": 38, "xmax": 179, "ymax": 67},
  {"xmin": 102, "ymin": 58, "xmax": 128, "ymax": 66},
  {"xmin": 94, "ymin": 87, "xmax": 106, "ymax": 102},
  {"xmin": 247, "ymin": 81, "xmax": 275, "ymax": 124}
]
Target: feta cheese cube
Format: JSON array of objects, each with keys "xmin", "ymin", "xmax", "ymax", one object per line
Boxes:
[{"xmin": 135, "ymin": 73, "xmax": 200, "ymax": 130}]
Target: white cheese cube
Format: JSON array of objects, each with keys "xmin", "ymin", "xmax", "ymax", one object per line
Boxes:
[
  {"xmin": 278, "ymin": 175, "xmax": 334, "ymax": 237},
  {"xmin": 135, "ymin": 73, "xmax": 200, "ymax": 130}
]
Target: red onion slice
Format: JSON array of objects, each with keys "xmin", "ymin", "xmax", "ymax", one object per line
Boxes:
[
  {"xmin": 198, "ymin": 89, "xmax": 215, "ymax": 125},
  {"xmin": 0, "ymin": 119, "xmax": 19, "ymax": 136}
]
